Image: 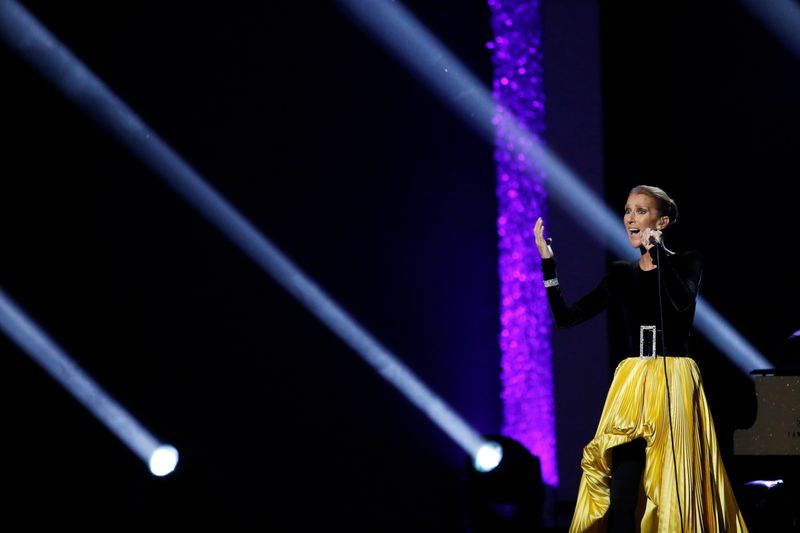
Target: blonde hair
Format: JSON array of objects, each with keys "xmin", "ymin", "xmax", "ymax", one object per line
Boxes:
[{"xmin": 629, "ymin": 185, "xmax": 678, "ymax": 224}]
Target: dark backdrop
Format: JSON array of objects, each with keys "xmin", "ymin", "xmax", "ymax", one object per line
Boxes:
[{"xmin": 0, "ymin": 0, "xmax": 797, "ymax": 530}]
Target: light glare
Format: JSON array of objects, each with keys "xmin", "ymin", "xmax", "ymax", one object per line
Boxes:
[
  {"xmin": 149, "ymin": 445, "xmax": 179, "ymax": 477},
  {"xmin": 0, "ymin": 286, "xmax": 174, "ymax": 469},
  {"xmin": 474, "ymin": 441, "xmax": 503, "ymax": 472}
]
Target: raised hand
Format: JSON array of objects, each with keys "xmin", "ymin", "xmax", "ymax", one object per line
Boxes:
[{"xmin": 533, "ymin": 217, "xmax": 553, "ymax": 259}]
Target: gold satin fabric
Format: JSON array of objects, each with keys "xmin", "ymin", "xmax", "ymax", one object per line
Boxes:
[{"xmin": 569, "ymin": 357, "xmax": 749, "ymax": 533}]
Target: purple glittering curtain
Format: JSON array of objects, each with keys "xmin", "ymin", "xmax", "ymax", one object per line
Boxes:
[{"xmin": 487, "ymin": 0, "xmax": 557, "ymax": 487}]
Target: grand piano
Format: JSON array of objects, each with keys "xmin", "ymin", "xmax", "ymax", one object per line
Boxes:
[
  {"xmin": 731, "ymin": 336, "xmax": 800, "ymax": 530},
  {"xmin": 733, "ymin": 370, "xmax": 800, "ymax": 458}
]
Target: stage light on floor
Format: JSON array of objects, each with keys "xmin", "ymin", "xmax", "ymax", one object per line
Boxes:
[
  {"xmin": 466, "ymin": 435, "xmax": 544, "ymax": 532},
  {"xmin": 0, "ymin": 287, "xmax": 178, "ymax": 474},
  {"xmin": 474, "ymin": 440, "xmax": 503, "ymax": 473},
  {"xmin": 149, "ymin": 445, "xmax": 179, "ymax": 477}
]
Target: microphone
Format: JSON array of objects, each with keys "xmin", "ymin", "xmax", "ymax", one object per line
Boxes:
[{"xmin": 648, "ymin": 228, "xmax": 663, "ymax": 247}]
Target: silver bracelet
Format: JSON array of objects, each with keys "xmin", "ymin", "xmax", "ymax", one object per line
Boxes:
[{"xmin": 543, "ymin": 278, "xmax": 559, "ymax": 288}]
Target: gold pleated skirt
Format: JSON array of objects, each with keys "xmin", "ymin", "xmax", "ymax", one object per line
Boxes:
[{"xmin": 569, "ymin": 356, "xmax": 749, "ymax": 533}]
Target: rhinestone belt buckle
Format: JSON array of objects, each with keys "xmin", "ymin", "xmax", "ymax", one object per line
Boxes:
[{"xmin": 639, "ymin": 325, "xmax": 657, "ymax": 360}]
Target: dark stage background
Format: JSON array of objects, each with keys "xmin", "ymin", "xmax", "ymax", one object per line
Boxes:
[{"xmin": 1, "ymin": 0, "xmax": 798, "ymax": 530}]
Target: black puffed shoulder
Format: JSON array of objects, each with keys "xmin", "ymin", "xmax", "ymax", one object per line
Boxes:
[{"xmin": 664, "ymin": 250, "xmax": 703, "ymax": 273}]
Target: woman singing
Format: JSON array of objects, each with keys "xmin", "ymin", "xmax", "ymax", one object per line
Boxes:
[{"xmin": 534, "ymin": 185, "xmax": 748, "ymax": 532}]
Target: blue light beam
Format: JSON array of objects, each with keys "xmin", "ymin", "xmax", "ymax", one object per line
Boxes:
[
  {"xmin": 0, "ymin": 287, "xmax": 178, "ymax": 476},
  {"xmin": 740, "ymin": 0, "xmax": 800, "ymax": 59},
  {"xmin": 334, "ymin": 0, "xmax": 772, "ymax": 376},
  {"xmin": 0, "ymin": 0, "xmax": 488, "ymax": 459}
]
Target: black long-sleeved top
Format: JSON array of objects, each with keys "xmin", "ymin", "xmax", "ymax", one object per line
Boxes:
[{"xmin": 541, "ymin": 247, "xmax": 703, "ymax": 356}]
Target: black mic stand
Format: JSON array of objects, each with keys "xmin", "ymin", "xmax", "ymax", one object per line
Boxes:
[{"xmin": 653, "ymin": 240, "xmax": 685, "ymax": 533}]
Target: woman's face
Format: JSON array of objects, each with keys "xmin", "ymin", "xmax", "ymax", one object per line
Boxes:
[{"xmin": 624, "ymin": 193, "xmax": 661, "ymax": 248}]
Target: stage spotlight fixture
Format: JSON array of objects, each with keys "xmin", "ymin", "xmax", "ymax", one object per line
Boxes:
[
  {"xmin": 0, "ymin": 287, "xmax": 178, "ymax": 474},
  {"xmin": 474, "ymin": 440, "xmax": 503, "ymax": 473},
  {"xmin": 466, "ymin": 435, "xmax": 544, "ymax": 532},
  {"xmin": 149, "ymin": 445, "xmax": 179, "ymax": 477}
]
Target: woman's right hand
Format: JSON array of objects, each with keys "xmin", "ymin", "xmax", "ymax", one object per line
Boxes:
[{"xmin": 533, "ymin": 217, "xmax": 553, "ymax": 259}]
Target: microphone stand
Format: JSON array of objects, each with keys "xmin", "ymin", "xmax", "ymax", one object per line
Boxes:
[{"xmin": 653, "ymin": 240, "xmax": 685, "ymax": 533}]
